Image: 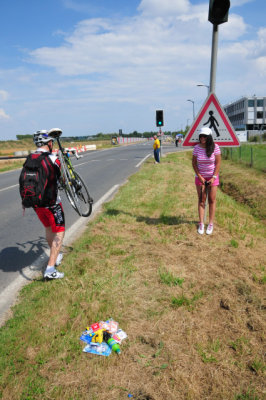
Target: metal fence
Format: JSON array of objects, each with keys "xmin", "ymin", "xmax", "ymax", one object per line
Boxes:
[{"xmin": 221, "ymin": 144, "xmax": 266, "ymax": 172}]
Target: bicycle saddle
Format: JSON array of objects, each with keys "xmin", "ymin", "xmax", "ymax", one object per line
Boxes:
[{"xmin": 48, "ymin": 128, "xmax": 62, "ymax": 138}]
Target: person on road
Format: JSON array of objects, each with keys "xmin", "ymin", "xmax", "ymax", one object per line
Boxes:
[
  {"xmin": 32, "ymin": 131, "xmax": 65, "ymax": 279},
  {"xmin": 153, "ymin": 135, "xmax": 160, "ymax": 164},
  {"xmin": 175, "ymin": 134, "xmax": 179, "ymax": 147},
  {"xmin": 192, "ymin": 127, "xmax": 221, "ymax": 235}
]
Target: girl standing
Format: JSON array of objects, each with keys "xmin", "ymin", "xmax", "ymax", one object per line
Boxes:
[{"xmin": 192, "ymin": 127, "xmax": 221, "ymax": 235}]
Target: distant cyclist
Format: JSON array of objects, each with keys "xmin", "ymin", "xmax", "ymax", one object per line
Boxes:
[{"xmin": 32, "ymin": 131, "xmax": 65, "ymax": 279}]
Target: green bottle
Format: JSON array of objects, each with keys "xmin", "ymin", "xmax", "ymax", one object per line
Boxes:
[
  {"xmin": 107, "ymin": 337, "xmax": 121, "ymax": 354},
  {"xmin": 104, "ymin": 332, "xmax": 121, "ymax": 354}
]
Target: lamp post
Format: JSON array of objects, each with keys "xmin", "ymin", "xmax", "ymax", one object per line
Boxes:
[
  {"xmin": 187, "ymin": 99, "xmax": 195, "ymax": 120},
  {"xmin": 197, "ymin": 84, "xmax": 210, "ymax": 96}
]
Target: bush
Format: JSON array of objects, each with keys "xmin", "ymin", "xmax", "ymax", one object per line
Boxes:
[{"xmin": 249, "ymin": 135, "xmax": 259, "ymax": 142}]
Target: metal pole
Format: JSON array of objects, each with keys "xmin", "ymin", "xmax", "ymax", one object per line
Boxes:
[
  {"xmin": 187, "ymin": 100, "xmax": 195, "ymax": 121},
  {"xmin": 159, "ymin": 127, "xmax": 162, "ymax": 159},
  {"xmin": 204, "ymin": 184, "xmax": 209, "ymax": 224},
  {"xmin": 209, "ymin": 24, "xmax": 219, "ymax": 93}
]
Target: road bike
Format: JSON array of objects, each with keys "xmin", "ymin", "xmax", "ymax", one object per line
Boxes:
[{"xmin": 48, "ymin": 128, "xmax": 93, "ymax": 217}]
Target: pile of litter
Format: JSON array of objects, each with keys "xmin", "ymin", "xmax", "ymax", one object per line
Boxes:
[{"xmin": 80, "ymin": 319, "xmax": 127, "ymax": 356}]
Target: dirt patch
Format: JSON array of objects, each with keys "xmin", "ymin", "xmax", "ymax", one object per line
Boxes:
[{"xmin": 220, "ymin": 160, "xmax": 266, "ymax": 222}]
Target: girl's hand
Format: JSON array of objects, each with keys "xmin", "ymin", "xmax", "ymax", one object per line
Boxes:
[
  {"xmin": 207, "ymin": 177, "xmax": 215, "ymax": 185},
  {"xmin": 198, "ymin": 174, "xmax": 205, "ymax": 184}
]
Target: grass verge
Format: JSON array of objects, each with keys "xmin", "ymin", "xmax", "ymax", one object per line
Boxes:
[
  {"xmin": 0, "ymin": 151, "xmax": 265, "ymax": 400},
  {"xmin": 0, "ymin": 140, "xmax": 113, "ymax": 173},
  {"xmin": 220, "ymin": 159, "xmax": 266, "ymax": 222}
]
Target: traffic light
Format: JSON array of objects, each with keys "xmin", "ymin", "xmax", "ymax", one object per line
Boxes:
[
  {"xmin": 156, "ymin": 110, "xmax": 164, "ymax": 127},
  {"xmin": 208, "ymin": 0, "xmax": 230, "ymax": 25}
]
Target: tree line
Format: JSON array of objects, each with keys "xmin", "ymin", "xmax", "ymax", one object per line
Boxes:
[{"xmin": 16, "ymin": 127, "xmax": 189, "ymax": 142}]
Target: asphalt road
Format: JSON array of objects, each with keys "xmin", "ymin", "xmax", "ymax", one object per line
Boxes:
[{"xmin": 0, "ymin": 140, "xmax": 182, "ymax": 323}]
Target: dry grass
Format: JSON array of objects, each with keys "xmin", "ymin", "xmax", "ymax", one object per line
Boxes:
[
  {"xmin": 0, "ymin": 139, "xmax": 113, "ymax": 172},
  {"xmin": 0, "ymin": 152, "xmax": 265, "ymax": 400},
  {"xmin": 220, "ymin": 160, "xmax": 266, "ymax": 222}
]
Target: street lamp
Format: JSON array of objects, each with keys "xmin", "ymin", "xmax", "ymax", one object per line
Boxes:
[
  {"xmin": 197, "ymin": 84, "xmax": 210, "ymax": 96},
  {"xmin": 187, "ymin": 99, "xmax": 195, "ymax": 120}
]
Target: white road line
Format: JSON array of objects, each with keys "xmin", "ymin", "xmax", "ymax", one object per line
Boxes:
[
  {"xmin": 0, "ymin": 184, "xmax": 120, "ymax": 327},
  {"xmin": 135, "ymin": 154, "xmax": 151, "ymax": 168},
  {"xmin": 0, "ymin": 184, "xmax": 19, "ymax": 192},
  {"xmin": 75, "ymin": 159, "xmax": 101, "ymax": 167}
]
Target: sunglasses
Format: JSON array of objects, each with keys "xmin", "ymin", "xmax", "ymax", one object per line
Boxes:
[{"xmin": 199, "ymin": 134, "xmax": 207, "ymax": 138}]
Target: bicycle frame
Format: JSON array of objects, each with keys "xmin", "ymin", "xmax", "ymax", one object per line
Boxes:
[{"xmin": 55, "ymin": 137, "xmax": 93, "ymax": 217}]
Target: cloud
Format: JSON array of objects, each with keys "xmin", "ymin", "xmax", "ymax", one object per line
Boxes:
[
  {"xmin": 221, "ymin": 14, "xmax": 247, "ymax": 40},
  {"xmin": 28, "ymin": 9, "xmax": 214, "ymax": 78},
  {"xmin": 138, "ymin": 0, "xmax": 190, "ymax": 16},
  {"xmin": 27, "ymin": 0, "xmax": 251, "ymax": 110},
  {"xmin": 255, "ymin": 56, "xmax": 266, "ymax": 76},
  {"xmin": 0, "ymin": 109, "xmax": 10, "ymax": 120},
  {"xmin": 231, "ymin": 0, "xmax": 255, "ymax": 7},
  {"xmin": 2, "ymin": 0, "xmax": 262, "ymax": 138},
  {"xmin": 61, "ymin": 0, "xmax": 94, "ymax": 13},
  {"xmin": 0, "ymin": 90, "xmax": 9, "ymax": 101}
]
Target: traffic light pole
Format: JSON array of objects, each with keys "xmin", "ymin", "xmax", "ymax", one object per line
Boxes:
[
  {"xmin": 209, "ymin": 24, "xmax": 219, "ymax": 93},
  {"xmin": 159, "ymin": 127, "xmax": 162, "ymax": 158}
]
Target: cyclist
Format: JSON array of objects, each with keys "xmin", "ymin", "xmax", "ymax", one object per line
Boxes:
[{"xmin": 32, "ymin": 130, "xmax": 65, "ymax": 279}]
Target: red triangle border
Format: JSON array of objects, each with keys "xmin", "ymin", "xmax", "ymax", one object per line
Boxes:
[{"xmin": 183, "ymin": 93, "xmax": 240, "ymax": 147}]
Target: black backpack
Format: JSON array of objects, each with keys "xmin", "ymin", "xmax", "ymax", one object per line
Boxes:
[{"xmin": 19, "ymin": 152, "xmax": 57, "ymax": 208}]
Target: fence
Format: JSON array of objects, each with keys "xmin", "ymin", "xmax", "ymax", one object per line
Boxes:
[{"xmin": 221, "ymin": 144, "xmax": 266, "ymax": 172}]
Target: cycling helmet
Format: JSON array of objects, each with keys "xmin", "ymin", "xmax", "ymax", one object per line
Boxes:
[{"xmin": 33, "ymin": 130, "xmax": 54, "ymax": 147}]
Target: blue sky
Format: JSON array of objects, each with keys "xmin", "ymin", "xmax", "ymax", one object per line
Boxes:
[{"xmin": 0, "ymin": 0, "xmax": 265, "ymax": 139}]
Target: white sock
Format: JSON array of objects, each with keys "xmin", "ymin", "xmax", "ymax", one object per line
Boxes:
[
  {"xmin": 56, "ymin": 253, "xmax": 63, "ymax": 266},
  {"xmin": 45, "ymin": 265, "xmax": 56, "ymax": 274}
]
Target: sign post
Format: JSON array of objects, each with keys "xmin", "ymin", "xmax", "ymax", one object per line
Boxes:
[
  {"xmin": 182, "ymin": 93, "xmax": 240, "ymax": 147},
  {"xmin": 156, "ymin": 110, "xmax": 164, "ymax": 158}
]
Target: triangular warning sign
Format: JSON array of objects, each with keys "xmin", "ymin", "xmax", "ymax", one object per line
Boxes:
[{"xmin": 183, "ymin": 93, "xmax": 240, "ymax": 147}]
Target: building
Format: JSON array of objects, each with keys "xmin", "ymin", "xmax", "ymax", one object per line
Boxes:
[{"xmin": 224, "ymin": 96, "xmax": 266, "ymax": 132}]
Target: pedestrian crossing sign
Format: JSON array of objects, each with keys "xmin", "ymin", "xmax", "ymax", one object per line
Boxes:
[{"xmin": 182, "ymin": 92, "xmax": 240, "ymax": 147}]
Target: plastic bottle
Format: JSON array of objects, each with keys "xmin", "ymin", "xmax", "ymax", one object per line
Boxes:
[
  {"xmin": 107, "ymin": 337, "xmax": 121, "ymax": 354},
  {"xmin": 104, "ymin": 331, "xmax": 121, "ymax": 354}
]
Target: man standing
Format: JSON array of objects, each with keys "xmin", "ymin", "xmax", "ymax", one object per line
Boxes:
[
  {"xmin": 25, "ymin": 131, "xmax": 65, "ymax": 279},
  {"xmin": 153, "ymin": 135, "xmax": 160, "ymax": 164},
  {"xmin": 175, "ymin": 133, "xmax": 179, "ymax": 147}
]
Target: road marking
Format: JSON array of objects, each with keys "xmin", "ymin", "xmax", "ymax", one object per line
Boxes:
[
  {"xmin": 0, "ymin": 184, "xmax": 19, "ymax": 192},
  {"xmin": 0, "ymin": 183, "xmax": 120, "ymax": 327},
  {"xmin": 75, "ymin": 159, "xmax": 101, "ymax": 167},
  {"xmin": 135, "ymin": 154, "xmax": 151, "ymax": 168}
]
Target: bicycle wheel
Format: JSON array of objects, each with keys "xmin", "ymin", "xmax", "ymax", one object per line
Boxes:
[
  {"xmin": 72, "ymin": 171, "xmax": 93, "ymax": 217},
  {"xmin": 58, "ymin": 151, "xmax": 83, "ymax": 216}
]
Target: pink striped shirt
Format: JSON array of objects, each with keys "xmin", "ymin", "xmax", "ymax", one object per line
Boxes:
[{"xmin": 193, "ymin": 143, "xmax": 221, "ymax": 177}]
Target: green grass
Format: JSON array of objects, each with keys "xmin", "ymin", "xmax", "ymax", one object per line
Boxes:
[
  {"xmin": 222, "ymin": 144, "xmax": 266, "ymax": 171},
  {"xmin": 234, "ymin": 388, "xmax": 260, "ymax": 400},
  {"xmin": 171, "ymin": 291, "xmax": 204, "ymax": 309},
  {"xmin": 196, "ymin": 339, "xmax": 221, "ymax": 363},
  {"xmin": 158, "ymin": 267, "xmax": 184, "ymax": 287},
  {"xmin": 0, "ymin": 151, "xmax": 265, "ymax": 400}
]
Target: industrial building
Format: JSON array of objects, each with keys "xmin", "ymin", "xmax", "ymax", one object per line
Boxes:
[{"xmin": 224, "ymin": 96, "xmax": 266, "ymax": 132}]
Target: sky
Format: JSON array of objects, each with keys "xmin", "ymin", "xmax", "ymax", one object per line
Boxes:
[{"xmin": 0, "ymin": 0, "xmax": 265, "ymax": 139}]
